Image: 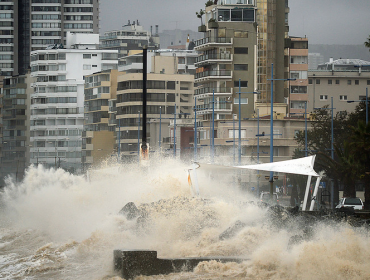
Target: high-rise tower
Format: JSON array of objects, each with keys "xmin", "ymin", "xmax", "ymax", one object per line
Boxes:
[{"xmin": 0, "ymin": 0, "xmax": 99, "ymax": 76}]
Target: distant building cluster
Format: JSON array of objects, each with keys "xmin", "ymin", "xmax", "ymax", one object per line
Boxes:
[{"xmin": 0, "ymin": 0, "xmax": 368, "ymax": 187}]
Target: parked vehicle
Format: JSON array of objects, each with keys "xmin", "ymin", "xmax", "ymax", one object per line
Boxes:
[
  {"xmin": 260, "ymin": 191, "xmax": 279, "ymax": 204},
  {"xmin": 335, "ymin": 197, "xmax": 364, "ymax": 210}
]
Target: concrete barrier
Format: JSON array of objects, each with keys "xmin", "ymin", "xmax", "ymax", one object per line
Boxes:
[{"xmin": 114, "ymin": 250, "xmax": 247, "ymax": 279}]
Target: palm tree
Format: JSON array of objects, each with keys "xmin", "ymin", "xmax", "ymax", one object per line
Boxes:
[
  {"xmin": 365, "ymin": 35, "xmax": 370, "ymax": 51},
  {"xmin": 196, "ymin": 9, "xmax": 205, "ymax": 26}
]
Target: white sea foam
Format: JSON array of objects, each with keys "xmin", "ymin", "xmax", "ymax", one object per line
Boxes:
[{"xmin": 0, "ymin": 159, "xmax": 369, "ymax": 279}]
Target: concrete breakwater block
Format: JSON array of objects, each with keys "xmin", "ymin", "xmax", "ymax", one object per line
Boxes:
[{"xmin": 114, "ymin": 250, "xmax": 247, "ymax": 279}]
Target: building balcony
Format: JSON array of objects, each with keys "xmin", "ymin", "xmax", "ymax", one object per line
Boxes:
[
  {"xmin": 196, "ymin": 104, "xmax": 233, "ymax": 116},
  {"xmin": 194, "ymin": 37, "xmax": 233, "ymax": 51},
  {"xmin": 195, "ymin": 70, "xmax": 232, "ymax": 82},
  {"xmin": 195, "ymin": 87, "xmax": 233, "ymax": 99},
  {"xmin": 119, "ymin": 62, "xmax": 143, "ymax": 72},
  {"xmin": 195, "ymin": 53, "xmax": 233, "ymax": 67}
]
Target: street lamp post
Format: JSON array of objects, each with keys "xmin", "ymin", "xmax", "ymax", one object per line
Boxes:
[
  {"xmin": 137, "ymin": 111, "xmax": 140, "ymax": 163},
  {"xmin": 194, "ymin": 97, "xmax": 198, "ymax": 162},
  {"xmin": 117, "ymin": 118, "xmax": 121, "ymax": 163},
  {"xmin": 305, "ymin": 102, "xmax": 308, "ymax": 157},
  {"xmin": 211, "ymin": 89, "xmax": 215, "ymax": 163},
  {"xmin": 233, "ymin": 114, "xmax": 236, "ymax": 165},
  {"xmin": 159, "ymin": 106, "xmax": 162, "ymax": 151},
  {"xmin": 267, "ymin": 63, "xmax": 296, "ymax": 197},
  {"xmin": 237, "ymin": 79, "xmax": 260, "ymax": 166},
  {"xmin": 174, "ymin": 104, "xmax": 176, "ymax": 158},
  {"xmin": 314, "ymin": 97, "xmax": 335, "ymax": 208}
]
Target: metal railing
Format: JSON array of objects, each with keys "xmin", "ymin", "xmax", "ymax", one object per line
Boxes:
[
  {"xmin": 195, "ymin": 37, "xmax": 232, "ymax": 47},
  {"xmin": 195, "ymin": 70, "xmax": 232, "ymax": 79}
]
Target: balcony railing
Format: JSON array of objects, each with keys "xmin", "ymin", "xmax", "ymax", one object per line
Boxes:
[
  {"xmin": 196, "ymin": 53, "xmax": 232, "ymax": 64},
  {"xmin": 195, "ymin": 70, "xmax": 232, "ymax": 79},
  {"xmin": 195, "ymin": 37, "xmax": 232, "ymax": 47},
  {"xmin": 195, "ymin": 87, "xmax": 232, "ymax": 96}
]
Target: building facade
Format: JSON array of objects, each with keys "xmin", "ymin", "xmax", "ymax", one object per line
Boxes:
[
  {"xmin": 29, "ymin": 33, "xmax": 117, "ymax": 172},
  {"xmin": 308, "ymin": 59, "xmax": 370, "ymax": 114},
  {"xmin": 288, "ymin": 36, "xmax": 309, "ymax": 116},
  {"xmin": 1, "ymin": 73, "xmax": 33, "ymax": 182},
  {"xmin": 83, "ymin": 69, "xmax": 121, "ymax": 169},
  {"xmin": 0, "ymin": 0, "xmax": 99, "ymax": 76}
]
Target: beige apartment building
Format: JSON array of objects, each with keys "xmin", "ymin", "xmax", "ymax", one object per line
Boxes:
[
  {"xmin": 287, "ymin": 36, "xmax": 309, "ymax": 116},
  {"xmin": 308, "ymin": 59, "xmax": 370, "ymax": 114},
  {"xmin": 194, "ymin": 0, "xmax": 296, "ymax": 167},
  {"xmin": 83, "ymin": 69, "xmax": 121, "ymax": 169},
  {"xmin": 116, "ymin": 72, "xmax": 194, "ymax": 159}
]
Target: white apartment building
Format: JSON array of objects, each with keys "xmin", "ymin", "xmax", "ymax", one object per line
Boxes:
[
  {"xmin": 29, "ymin": 32, "xmax": 117, "ymax": 172},
  {"xmin": 0, "ymin": 0, "xmax": 99, "ymax": 76}
]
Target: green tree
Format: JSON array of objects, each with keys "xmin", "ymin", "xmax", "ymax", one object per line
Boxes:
[
  {"xmin": 350, "ymin": 121, "xmax": 370, "ymax": 209},
  {"xmin": 196, "ymin": 9, "xmax": 205, "ymax": 26}
]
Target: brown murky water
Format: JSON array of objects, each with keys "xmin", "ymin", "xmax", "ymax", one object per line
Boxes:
[{"xmin": 1, "ymin": 159, "xmax": 370, "ymax": 280}]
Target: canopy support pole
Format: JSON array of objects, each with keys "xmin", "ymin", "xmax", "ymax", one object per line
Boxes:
[
  {"xmin": 302, "ymin": 175, "xmax": 312, "ymax": 211},
  {"xmin": 309, "ymin": 176, "xmax": 322, "ymax": 211}
]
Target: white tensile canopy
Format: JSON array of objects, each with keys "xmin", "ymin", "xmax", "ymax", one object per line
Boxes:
[
  {"xmin": 191, "ymin": 155, "xmax": 321, "ymax": 211},
  {"xmin": 235, "ymin": 155, "xmax": 321, "ymax": 211},
  {"xmin": 235, "ymin": 155, "xmax": 320, "ymax": 177}
]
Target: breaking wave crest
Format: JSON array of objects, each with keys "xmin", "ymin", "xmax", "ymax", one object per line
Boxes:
[{"xmin": 0, "ymin": 160, "xmax": 370, "ymax": 279}]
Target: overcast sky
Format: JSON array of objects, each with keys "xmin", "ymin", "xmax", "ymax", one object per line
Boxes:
[{"xmin": 100, "ymin": 0, "xmax": 370, "ymax": 45}]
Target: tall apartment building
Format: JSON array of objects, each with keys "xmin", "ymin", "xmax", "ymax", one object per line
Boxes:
[
  {"xmin": 288, "ymin": 36, "xmax": 308, "ymax": 116},
  {"xmin": 116, "ymin": 50, "xmax": 195, "ymax": 159},
  {"xmin": 256, "ymin": 0, "xmax": 288, "ymax": 104},
  {"xmin": 0, "ymin": 0, "xmax": 99, "ymax": 76},
  {"xmin": 83, "ymin": 69, "xmax": 121, "ymax": 169},
  {"xmin": 29, "ymin": 33, "xmax": 117, "ymax": 172},
  {"xmin": 194, "ymin": 0, "xmax": 257, "ymax": 128},
  {"xmin": 0, "ymin": 74, "xmax": 33, "ymax": 183}
]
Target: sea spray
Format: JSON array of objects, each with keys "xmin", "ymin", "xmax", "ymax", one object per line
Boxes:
[{"xmin": 1, "ymin": 160, "xmax": 370, "ymax": 279}]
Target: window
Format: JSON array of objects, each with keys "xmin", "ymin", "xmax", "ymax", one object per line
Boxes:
[
  {"xmin": 340, "ymin": 95, "xmax": 347, "ymax": 101},
  {"xmin": 316, "ymin": 79, "xmax": 320, "ymax": 84},
  {"xmin": 320, "ymin": 95, "xmax": 328, "ymax": 100},
  {"xmin": 167, "ymin": 81, "xmax": 176, "ymax": 90},
  {"xmin": 83, "ymin": 64, "xmax": 91, "ymax": 70},
  {"xmin": 290, "ymin": 56, "xmax": 308, "ymax": 64},
  {"xmin": 234, "ymin": 47, "xmax": 248, "ymax": 54},
  {"xmin": 355, "ymin": 80, "xmax": 359, "ymax": 85},
  {"xmin": 234, "ymin": 97, "xmax": 248, "ymax": 104},
  {"xmin": 83, "ymin": 54, "xmax": 91, "ymax": 59},
  {"xmin": 290, "ymin": 86, "xmax": 307, "ymax": 93},
  {"xmin": 234, "ymin": 64, "xmax": 248, "ymax": 71},
  {"xmin": 347, "ymin": 80, "xmax": 352, "ymax": 85},
  {"xmin": 291, "ymin": 73, "xmax": 299, "ymax": 79},
  {"xmin": 367, "ymin": 80, "xmax": 370, "ymax": 85},
  {"xmin": 336, "ymin": 80, "xmax": 340, "ymax": 85},
  {"xmin": 308, "ymin": 79, "xmax": 313, "ymax": 84},
  {"xmin": 328, "ymin": 79, "xmax": 332, "ymax": 85},
  {"xmin": 234, "ymin": 81, "xmax": 248, "ymax": 87}
]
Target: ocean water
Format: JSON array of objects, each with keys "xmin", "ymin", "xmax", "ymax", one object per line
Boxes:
[{"xmin": 1, "ymin": 158, "xmax": 370, "ymax": 280}]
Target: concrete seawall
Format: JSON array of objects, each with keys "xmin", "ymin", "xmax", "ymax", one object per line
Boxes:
[{"xmin": 114, "ymin": 250, "xmax": 247, "ymax": 279}]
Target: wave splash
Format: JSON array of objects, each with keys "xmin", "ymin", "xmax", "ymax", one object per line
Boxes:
[{"xmin": 0, "ymin": 160, "xmax": 370, "ymax": 279}]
